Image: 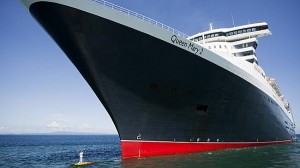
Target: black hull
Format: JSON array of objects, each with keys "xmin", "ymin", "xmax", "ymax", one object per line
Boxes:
[{"xmin": 29, "ymin": 1, "xmax": 294, "ymax": 146}]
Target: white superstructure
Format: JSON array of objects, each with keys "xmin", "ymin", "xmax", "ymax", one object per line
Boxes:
[
  {"xmin": 189, "ymin": 22, "xmax": 270, "ymax": 76},
  {"xmin": 188, "ymin": 22, "xmax": 294, "ymax": 126}
]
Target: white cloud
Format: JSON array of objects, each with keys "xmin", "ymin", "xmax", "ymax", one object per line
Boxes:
[
  {"xmin": 79, "ymin": 123, "xmax": 92, "ymax": 131},
  {"xmin": 46, "ymin": 121, "xmax": 67, "ymax": 129},
  {"xmin": 0, "ymin": 126, "xmax": 4, "ymax": 130}
]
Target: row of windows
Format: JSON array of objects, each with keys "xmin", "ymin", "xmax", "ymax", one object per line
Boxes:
[
  {"xmin": 208, "ymin": 45, "xmax": 257, "ymax": 54},
  {"xmin": 192, "ymin": 25, "xmax": 268, "ymax": 42},
  {"xmin": 234, "ymin": 50, "xmax": 256, "ymax": 57},
  {"xmin": 194, "ymin": 36, "xmax": 203, "ymax": 42},
  {"xmin": 203, "ymin": 32, "xmax": 223, "ymax": 40},
  {"xmin": 208, "ymin": 45, "xmax": 228, "ymax": 49},
  {"xmin": 234, "ymin": 42, "xmax": 258, "ymax": 49},
  {"xmin": 226, "ymin": 27, "xmax": 256, "ymax": 36}
]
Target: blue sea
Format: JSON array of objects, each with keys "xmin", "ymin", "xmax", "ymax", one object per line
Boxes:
[{"xmin": 0, "ymin": 135, "xmax": 299, "ymax": 168}]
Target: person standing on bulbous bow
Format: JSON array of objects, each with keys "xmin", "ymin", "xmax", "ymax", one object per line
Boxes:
[{"xmin": 79, "ymin": 150, "xmax": 84, "ymax": 163}]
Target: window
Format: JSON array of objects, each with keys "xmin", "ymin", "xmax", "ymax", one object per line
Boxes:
[
  {"xmin": 211, "ymin": 34, "xmax": 215, "ymax": 38},
  {"xmin": 262, "ymin": 25, "xmax": 268, "ymax": 30},
  {"xmin": 195, "ymin": 38, "xmax": 198, "ymax": 42},
  {"xmin": 208, "ymin": 46, "xmax": 211, "ymax": 49},
  {"xmin": 214, "ymin": 45, "xmax": 216, "ymax": 48},
  {"xmin": 215, "ymin": 33, "xmax": 219, "ymax": 37},
  {"xmin": 224, "ymin": 45, "xmax": 227, "ymax": 48},
  {"xmin": 234, "ymin": 31, "xmax": 237, "ymax": 35},
  {"xmin": 252, "ymin": 28, "xmax": 256, "ymax": 31},
  {"xmin": 243, "ymin": 29, "xmax": 247, "ymax": 33},
  {"xmin": 207, "ymin": 34, "xmax": 211, "ymax": 38},
  {"xmin": 238, "ymin": 30, "xmax": 242, "ymax": 34},
  {"xmin": 247, "ymin": 59, "xmax": 253, "ymax": 63},
  {"xmin": 219, "ymin": 45, "xmax": 222, "ymax": 48},
  {"xmin": 247, "ymin": 29, "xmax": 251, "ymax": 32},
  {"xmin": 200, "ymin": 36, "xmax": 203, "ymax": 40},
  {"xmin": 246, "ymin": 58, "xmax": 255, "ymax": 63},
  {"xmin": 243, "ymin": 51, "xmax": 254, "ymax": 56}
]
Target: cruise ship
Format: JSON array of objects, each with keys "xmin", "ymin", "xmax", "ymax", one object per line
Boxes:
[{"xmin": 21, "ymin": 0, "xmax": 296, "ymax": 158}]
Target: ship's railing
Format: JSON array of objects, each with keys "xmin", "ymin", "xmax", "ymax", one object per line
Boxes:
[{"xmin": 91, "ymin": 0, "xmax": 189, "ymax": 38}]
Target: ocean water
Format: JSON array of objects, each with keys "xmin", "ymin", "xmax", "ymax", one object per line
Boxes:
[{"xmin": 0, "ymin": 135, "xmax": 299, "ymax": 168}]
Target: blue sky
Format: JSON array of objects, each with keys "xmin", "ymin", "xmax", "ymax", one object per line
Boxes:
[{"xmin": 1, "ymin": 0, "xmax": 299, "ymax": 134}]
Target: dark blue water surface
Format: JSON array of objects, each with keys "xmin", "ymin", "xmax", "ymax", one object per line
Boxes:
[{"xmin": 0, "ymin": 135, "xmax": 299, "ymax": 168}]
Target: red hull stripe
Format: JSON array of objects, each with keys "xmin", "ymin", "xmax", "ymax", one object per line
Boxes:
[{"xmin": 121, "ymin": 140, "xmax": 292, "ymax": 158}]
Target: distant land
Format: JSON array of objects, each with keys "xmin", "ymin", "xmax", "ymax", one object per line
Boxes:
[
  {"xmin": 1, "ymin": 133, "xmax": 299, "ymax": 138},
  {"xmin": 0, "ymin": 131, "xmax": 118, "ymax": 135}
]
